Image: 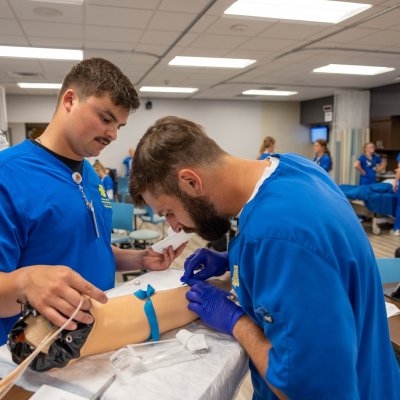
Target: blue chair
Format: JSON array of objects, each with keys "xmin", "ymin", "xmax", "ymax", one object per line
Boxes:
[
  {"xmin": 111, "ymin": 202, "xmax": 160, "ymax": 248},
  {"xmin": 375, "ymin": 258, "xmax": 400, "ymax": 284},
  {"xmin": 117, "ymin": 176, "xmax": 129, "ymax": 202},
  {"xmin": 139, "ymin": 204, "xmax": 167, "ymax": 237}
]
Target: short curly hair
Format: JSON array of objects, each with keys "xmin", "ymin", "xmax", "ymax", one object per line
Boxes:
[{"xmin": 57, "ymin": 58, "xmax": 140, "ymax": 112}]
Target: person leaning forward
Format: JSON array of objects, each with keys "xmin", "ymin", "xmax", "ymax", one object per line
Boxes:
[{"xmin": 130, "ymin": 115, "xmax": 400, "ymax": 400}]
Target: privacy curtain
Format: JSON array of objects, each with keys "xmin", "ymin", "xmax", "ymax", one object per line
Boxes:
[{"xmin": 331, "ymin": 90, "xmax": 370, "ymax": 185}]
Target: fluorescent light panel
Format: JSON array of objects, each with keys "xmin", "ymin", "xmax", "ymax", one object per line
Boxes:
[
  {"xmin": 243, "ymin": 89, "xmax": 297, "ymax": 96},
  {"xmin": 140, "ymin": 86, "xmax": 198, "ymax": 93},
  {"xmin": 313, "ymin": 64, "xmax": 395, "ymax": 75},
  {"xmin": 18, "ymin": 83, "xmax": 62, "ymax": 89},
  {"xmin": 169, "ymin": 56, "xmax": 256, "ymax": 69},
  {"xmin": 0, "ymin": 46, "xmax": 83, "ymax": 60},
  {"xmin": 224, "ymin": 0, "xmax": 372, "ymax": 24}
]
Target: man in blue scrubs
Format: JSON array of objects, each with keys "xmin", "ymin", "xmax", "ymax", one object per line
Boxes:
[
  {"xmin": 0, "ymin": 59, "xmax": 183, "ymax": 345},
  {"xmin": 130, "ymin": 116, "xmax": 400, "ymax": 400}
]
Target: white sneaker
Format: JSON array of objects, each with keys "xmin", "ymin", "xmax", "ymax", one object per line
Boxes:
[{"xmin": 390, "ymin": 229, "xmax": 400, "ymax": 236}]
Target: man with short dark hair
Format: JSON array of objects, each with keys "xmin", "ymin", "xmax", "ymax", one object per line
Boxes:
[
  {"xmin": 130, "ymin": 115, "xmax": 400, "ymax": 400},
  {"xmin": 0, "ymin": 59, "xmax": 183, "ymax": 345}
]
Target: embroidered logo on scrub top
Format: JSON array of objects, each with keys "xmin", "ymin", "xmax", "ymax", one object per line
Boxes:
[
  {"xmin": 98, "ymin": 184, "xmax": 112, "ymax": 208},
  {"xmin": 232, "ymin": 264, "xmax": 239, "ymax": 288}
]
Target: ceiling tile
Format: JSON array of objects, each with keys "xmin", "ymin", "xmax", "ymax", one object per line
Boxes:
[
  {"xmin": 239, "ymin": 37, "xmax": 295, "ymax": 52},
  {"xmin": 358, "ymin": 8, "xmax": 400, "ymax": 29},
  {"xmin": 190, "ymin": 15, "xmax": 218, "ymax": 33},
  {"xmin": 134, "ymin": 43, "xmax": 171, "ymax": 56},
  {"xmin": 85, "ymin": 26, "xmax": 142, "ymax": 43},
  {"xmin": 0, "ymin": 0, "xmax": 14, "ymax": 18},
  {"xmin": 87, "ymin": 0, "xmax": 160, "ymax": 9},
  {"xmin": 0, "ymin": 35, "xmax": 29, "ymax": 46},
  {"xmin": 22, "ymin": 21, "xmax": 83, "ymax": 39},
  {"xmin": 353, "ymin": 29, "xmax": 400, "ymax": 46},
  {"xmin": 29, "ymin": 37, "xmax": 83, "ymax": 48},
  {"xmin": 84, "ymin": 40, "xmax": 135, "ymax": 51},
  {"xmin": 86, "ymin": 5, "xmax": 153, "ymax": 29},
  {"xmin": 148, "ymin": 11, "xmax": 197, "ymax": 31},
  {"xmin": 140, "ymin": 30, "xmax": 180, "ymax": 45},
  {"xmin": 260, "ymin": 22, "xmax": 328, "ymax": 40},
  {"xmin": 190, "ymin": 33, "xmax": 248, "ymax": 49},
  {"xmin": 0, "ymin": 19, "xmax": 24, "ymax": 36},
  {"xmin": 159, "ymin": 0, "xmax": 210, "ymax": 13}
]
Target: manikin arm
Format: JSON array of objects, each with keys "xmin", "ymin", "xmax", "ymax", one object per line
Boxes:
[{"xmin": 8, "ymin": 276, "xmax": 230, "ymax": 371}]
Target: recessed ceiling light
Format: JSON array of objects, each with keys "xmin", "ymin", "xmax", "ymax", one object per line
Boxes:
[
  {"xmin": 224, "ymin": 0, "xmax": 372, "ymax": 24},
  {"xmin": 169, "ymin": 56, "xmax": 256, "ymax": 69},
  {"xmin": 243, "ymin": 89, "xmax": 298, "ymax": 96},
  {"xmin": 140, "ymin": 86, "xmax": 198, "ymax": 93},
  {"xmin": 33, "ymin": 7, "xmax": 63, "ymax": 17},
  {"xmin": 18, "ymin": 83, "xmax": 62, "ymax": 89},
  {"xmin": 0, "ymin": 46, "xmax": 82, "ymax": 60},
  {"xmin": 230, "ymin": 24, "xmax": 248, "ymax": 32},
  {"xmin": 313, "ymin": 64, "xmax": 395, "ymax": 75}
]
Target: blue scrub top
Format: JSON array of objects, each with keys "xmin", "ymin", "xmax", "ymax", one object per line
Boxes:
[
  {"xmin": 358, "ymin": 153, "xmax": 381, "ymax": 185},
  {"xmin": 123, "ymin": 156, "xmax": 132, "ymax": 176},
  {"xmin": 259, "ymin": 153, "xmax": 270, "ymax": 160},
  {"xmin": 0, "ymin": 140, "xmax": 115, "ymax": 344},
  {"xmin": 313, "ymin": 153, "xmax": 332, "ymax": 172},
  {"xmin": 102, "ymin": 174, "xmax": 114, "ymax": 194},
  {"xmin": 228, "ymin": 153, "xmax": 400, "ymax": 399}
]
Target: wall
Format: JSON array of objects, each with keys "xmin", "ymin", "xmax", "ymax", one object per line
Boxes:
[
  {"xmin": 300, "ymin": 96, "xmax": 334, "ymax": 125},
  {"xmin": 262, "ymin": 101, "xmax": 311, "ymax": 157},
  {"xmin": 370, "ymin": 82, "xmax": 400, "ymax": 118},
  {"xmin": 6, "ymin": 94, "xmax": 312, "ymax": 176}
]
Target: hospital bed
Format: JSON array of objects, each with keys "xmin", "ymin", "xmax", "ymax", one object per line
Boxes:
[
  {"xmin": 339, "ymin": 182, "xmax": 397, "ymax": 235},
  {"xmin": 0, "ymin": 270, "xmax": 248, "ymax": 400}
]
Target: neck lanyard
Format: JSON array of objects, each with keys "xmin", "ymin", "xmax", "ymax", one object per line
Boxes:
[{"xmin": 72, "ymin": 172, "xmax": 100, "ymax": 238}]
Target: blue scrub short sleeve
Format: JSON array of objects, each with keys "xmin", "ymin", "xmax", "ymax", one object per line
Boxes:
[
  {"xmin": 0, "ymin": 182, "xmax": 26, "ymax": 272},
  {"xmin": 240, "ymin": 239, "xmax": 359, "ymax": 399}
]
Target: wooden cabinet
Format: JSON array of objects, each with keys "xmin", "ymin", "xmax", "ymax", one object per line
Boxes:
[{"xmin": 370, "ymin": 116, "xmax": 400, "ymax": 171}]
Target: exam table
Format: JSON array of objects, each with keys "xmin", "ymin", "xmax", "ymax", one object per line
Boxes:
[{"xmin": 0, "ymin": 270, "xmax": 248, "ymax": 400}]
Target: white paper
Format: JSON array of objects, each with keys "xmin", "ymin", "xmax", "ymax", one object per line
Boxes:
[
  {"xmin": 107, "ymin": 269, "xmax": 183, "ymax": 298},
  {"xmin": 385, "ymin": 302, "xmax": 400, "ymax": 318},
  {"xmin": 30, "ymin": 385, "xmax": 87, "ymax": 400},
  {"xmin": 151, "ymin": 227, "xmax": 193, "ymax": 254}
]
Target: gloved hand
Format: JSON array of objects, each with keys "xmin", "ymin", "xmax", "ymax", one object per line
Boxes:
[
  {"xmin": 181, "ymin": 248, "xmax": 229, "ymax": 284},
  {"xmin": 186, "ymin": 281, "xmax": 244, "ymax": 336}
]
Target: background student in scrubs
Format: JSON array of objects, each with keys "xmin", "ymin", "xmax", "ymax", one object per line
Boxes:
[
  {"xmin": 0, "ymin": 59, "xmax": 184, "ymax": 345},
  {"xmin": 94, "ymin": 163, "xmax": 115, "ymax": 200},
  {"xmin": 130, "ymin": 116, "xmax": 400, "ymax": 400},
  {"xmin": 312, "ymin": 138, "xmax": 332, "ymax": 172},
  {"xmin": 354, "ymin": 141, "xmax": 385, "ymax": 185},
  {"xmin": 257, "ymin": 136, "xmax": 275, "ymax": 160}
]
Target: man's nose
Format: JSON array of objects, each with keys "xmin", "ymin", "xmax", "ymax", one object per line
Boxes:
[{"xmin": 167, "ymin": 216, "xmax": 182, "ymax": 233}]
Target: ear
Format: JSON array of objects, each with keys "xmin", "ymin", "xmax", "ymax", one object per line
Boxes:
[
  {"xmin": 178, "ymin": 169, "xmax": 203, "ymax": 195},
  {"xmin": 62, "ymin": 89, "xmax": 76, "ymax": 112}
]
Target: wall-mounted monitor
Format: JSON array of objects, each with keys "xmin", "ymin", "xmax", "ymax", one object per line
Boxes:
[{"xmin": 311, "ymin": 125, "xmax": 329, "ymax": 143}]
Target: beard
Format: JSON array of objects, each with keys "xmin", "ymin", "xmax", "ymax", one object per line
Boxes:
[{"xmin": 177, "ymin": 190, "xmax": 231, "ymax": 241}]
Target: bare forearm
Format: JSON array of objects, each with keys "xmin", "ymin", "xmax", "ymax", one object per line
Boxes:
[
  {"xmin": 233, "ymin": 315, "xmax": 287, "ymax": 400},
  {"xmin": 0, "ymin": 270, "xmax": 28, "ymax": 317},
  {"xmin": 377, "ymin": 163, "xmax": 385, "ymax": 173},
  {"xmin": 112, "ymin": 246, "xmax": 145, "ymax": 272}
]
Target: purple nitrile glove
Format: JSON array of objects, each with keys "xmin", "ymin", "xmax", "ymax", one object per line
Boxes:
[
  {"xmin": 186, "ymin": 281, "xmax": 244, "ymax": 336},
  {"xmin": 181, "ymin": 248, "xmax": 229, "ymax": 284}
]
